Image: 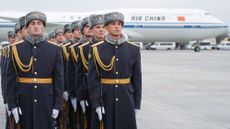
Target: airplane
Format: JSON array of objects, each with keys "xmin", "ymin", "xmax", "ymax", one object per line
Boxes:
[{"xmin": 0, "ymin": 8, "xmax": 228, "ymax": 44}]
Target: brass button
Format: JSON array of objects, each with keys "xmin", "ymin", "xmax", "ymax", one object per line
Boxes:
[
  {"xmin": 116, "ymin": 72, "xmax": 119, "ymax": 75},
  {"xmin": 34, "ymin": 86, "xmax": 37, "ymax": 89},
  {"xmin": 34, "ymin": 99, "xmax": 37, "ymax": 102},
  {"xmin": 34, "ymin": 72, "xmax": 37, "ymax": 75},
  {"xmin": 116, "ymin": 98, "xmax": 119, "ymax": 101},
  {"xmin": 116, "ymin": 58, "xmax": 119, "ymax": 61},
  {"xmin": 34, "ymin": 58, "xmax": 37, "ymax": 61},
  {"xmin": 34, "ymin": 46, "xmax": 37, "ymax": 49},
  {"xmin": 115, "ymin": 46, "xmax": 118, "ymax": 48},
  {"xmin": 115, "ymin": 85, "xmax": 118, "ymax": 88},
  {"xmin": 33, "ymin": 78, "xmax": 37, "ymax": 82}
]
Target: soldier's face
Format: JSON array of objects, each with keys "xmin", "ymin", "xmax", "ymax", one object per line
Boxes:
[
  {"xmin": 83, "ymin": 24, "xmax": 92, "ymax": 37},
  {"xmin": 16, "ymin": 31, "xmax": 23, "ymax": 40},
  {"xmin": 106, "ymin": 21, "xmax": 122, "ymax": 37},
  {"xmin": 21, "ymin": 26, "xmax": 28, "ymax": 38},
  {"xmin": 56, "ymin": 33, "xmax": 65, "ymax": 43},
  {"xmin": 64, "ymin": 31, "xmax": 73, "ymax": 40},
  {"xmin": 8, "ymin": 36, "xmax": 16, "ymax": 44},
  {"xmin": 27, "ymin": 20, "xmax": 44, "ymax": 37},
  {"xmin": 92, "ymin": 24, "xmax": 106, "ymax": 40},
  {"xmin": 73, "ymin": 28, "xmax": 81, "ymax": 39}
]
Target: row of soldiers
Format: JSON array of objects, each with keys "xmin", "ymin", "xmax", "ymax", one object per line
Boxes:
[{"xmin": 1, "ymin": 11, "xmax": 142, "ymax": 129}]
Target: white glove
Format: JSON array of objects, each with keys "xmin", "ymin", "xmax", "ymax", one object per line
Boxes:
[
  {"xmin": 71, "ymin": 98, "xmax": 77, "ymax": 112},
  {"xmin": 80, "ymin": 100, "xmax": 89, "ymax": 114},
  {"xmin": 135, "ymin": 109, "xmax": 140, "ymax": 115},
  {"xmin": 63, "ymin": 91, "xmax": 69, "ymax": 102},
  {"xmin": 5, "ymin": 104, "xmax": 11, "ymax": 117},
  {"xmin": 12, "ymin": 107, "xmax": 22, "ymax": 123},
  {"xmin": 52, "ymin": 109, "xmax": 59, "ymax": 119},
  {"xmin": 95, "ymin": 106, "xmax": 105, "ymax": 121}
]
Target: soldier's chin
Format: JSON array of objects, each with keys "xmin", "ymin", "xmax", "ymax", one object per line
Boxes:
[{"xmin": 31, "ymin": 32, "xmax": 42, "ymax": 37}]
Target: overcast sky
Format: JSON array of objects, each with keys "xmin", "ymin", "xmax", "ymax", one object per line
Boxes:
[{"xmin": 1, "ymin": 0, "xmax": 229, "ymax": 27}]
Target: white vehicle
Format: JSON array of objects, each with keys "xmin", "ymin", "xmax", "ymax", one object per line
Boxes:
[
  {"xmin": 191, "ymin": 42, "xmax": 212, "ymax": 51},
  {"xmin": 217, "ymin": 42, "xmax": 230, "ymax": 50},
  {"xmin": 150, "ymin": 42, "xmax": 176, "ymax": 50},
  {"xmin": 0, "ymin": 8, "xmax": 228, "ymax": 43}
]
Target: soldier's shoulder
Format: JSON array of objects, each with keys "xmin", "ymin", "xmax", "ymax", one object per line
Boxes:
[
  {"xmin": 69, "ymin": 42, "xmax": 80, "ymax": 48},
  {"xmin": 91, "ymin": 41, "xmax": 105, "ymax": 47},
  {"xmin": 127, "ymin": 41, "xmax": 140, "ymax": 48},
  {"xmin": 12, "ymin": 40, "xmax": 24, "ymax": 46},
  {"xmin": 79, "ymin": 41, "xmax": 90, "ymax": 48},
  {"xmin": 47, "ymin": 40, "xmax": 61, "ymax": 47},
  {"xmin": 62, "ymin": 42, "xmax": 71, "ymax": 47}
]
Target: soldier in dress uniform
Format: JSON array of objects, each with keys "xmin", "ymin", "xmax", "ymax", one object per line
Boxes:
[
  {"xmin": 88, "ymin": 12, "xmax": 142, "ymax": 129},
  {"xmin": 1, "ymin": 39, "xmax": 11, "ymax": 129},
  {"xmin": 67, "ymin": 20, "xmax": 84, "ymax": 129},
  {"xmin": 72, "ymin": 21, "xmax": 82, "ymax": 43},
  {"xmin": 86, "ymin": 14, "xmax": 107, "ymax": 129},
  {"xmin": 61, "ymin": 23, "xmax": 77, "ymax": 129},
  {"xmin": 6, "ymin": 11, "xmax": 64, "ymax": 129},
  {"xmin": 75, "ymin": 14, "xmax": 106, "ymax": 129},
  {"xmin": 75, "ymin": 17, "xmax": 93, "ymax": 129}
]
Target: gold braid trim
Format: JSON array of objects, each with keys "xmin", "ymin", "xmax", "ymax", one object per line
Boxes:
[
  {"xmin": 92, "ymin": 45, "xmax": 115, "ymax": 71},
  {"xmin": 79, "ymin": 42, "xmax": 90, "ymax": 71},
  {"xmin": 12, "ymin": 45, "xmax": 33, "ymax": 72},
  {"xmin": 62, "ymin": 43, "xmax": 71, "ymax": 61},
  {"xmin": 70, "ymin": 47, "xmax": 78, "ymax": 63},
  {"xmin": 69, "ymin": 42, "xmax": 80, "ymax": 63}
]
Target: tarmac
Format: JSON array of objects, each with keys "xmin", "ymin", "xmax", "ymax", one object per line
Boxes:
[{"xmin": 1, "ymin": 50, "xmax": 230, "ymax": 129}]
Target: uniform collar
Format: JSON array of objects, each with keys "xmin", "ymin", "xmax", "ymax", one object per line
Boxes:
[
  {"xmin": 79, "ymin": 36, "xmax": 88, "ymax": 44},
  {"xmin": 105, "ymin": 33, "xmax": 127, "ymax": 45},
  {"xmin": 73, "ymin": 37, "xmax": 80, "ymax": 43},
  {"xmin": 89, "ymin": 37, "xmax": 103, "ymax": 44},
  {"xmin": 26, "ymin": 34, "xmax": 45, "ymax": 45}
]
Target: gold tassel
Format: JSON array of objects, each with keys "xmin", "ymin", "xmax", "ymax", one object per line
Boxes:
[
  {"xmin": 79, "ymin": 46, "xmax": 88, "ymax": 71},
  {"xmin": 93, "ymin": 46, "xmax": 115, "ymax": 71},
  {"xmin": 12, "ymin": 45, "xmax": 33, "ymax": 72},
  {"xmin": 71, "ymin": 47, "xmax": 78, "ymax": 63}
]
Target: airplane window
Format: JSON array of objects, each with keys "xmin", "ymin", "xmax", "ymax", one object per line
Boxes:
[{"xmin": 204, "ymin": 12, "xmax": 210, "ymax": 15}]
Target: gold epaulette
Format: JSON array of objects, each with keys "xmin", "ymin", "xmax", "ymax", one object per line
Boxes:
[
  {"xmin": 127, "ymin": 41, "xmax": 140, "ymax": 47},
  {"xmin": 62, "ymin": 42, "xmax": 71, "ymax": 47},
  {"xmin": 78, "ymin": 41, "xmax": 90, "ymax": 48},
  {"xmin": 47, "ymin": 40, "xmax": 61, "ymax": 47},
  {"xmin": 69, "ymin": 42, "xmax": 80, "ymax": 48},
  {"xmin": 91, "ymin": 41, "xmax": 104, "ymax": 47},
  {"xmin": 13, "ymin": 40, "xmax": 24, "ymax": 46},
  {"xmin": 79, "ymin": 42, "xmax": 90, "ymax": 71}
]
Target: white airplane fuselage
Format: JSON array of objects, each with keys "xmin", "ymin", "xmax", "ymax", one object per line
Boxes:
[{"xmin": 0, "ymin": 8, "xmax": 228, "ymax": 43}]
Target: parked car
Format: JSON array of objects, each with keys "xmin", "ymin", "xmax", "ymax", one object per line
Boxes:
[
  {"xmin": 150, "ymin": 42, "xmax": 176, "ymax": 50},
  {"xmin": 217, "ymin": 42, "xmax": 230, "ymax": 50}
]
